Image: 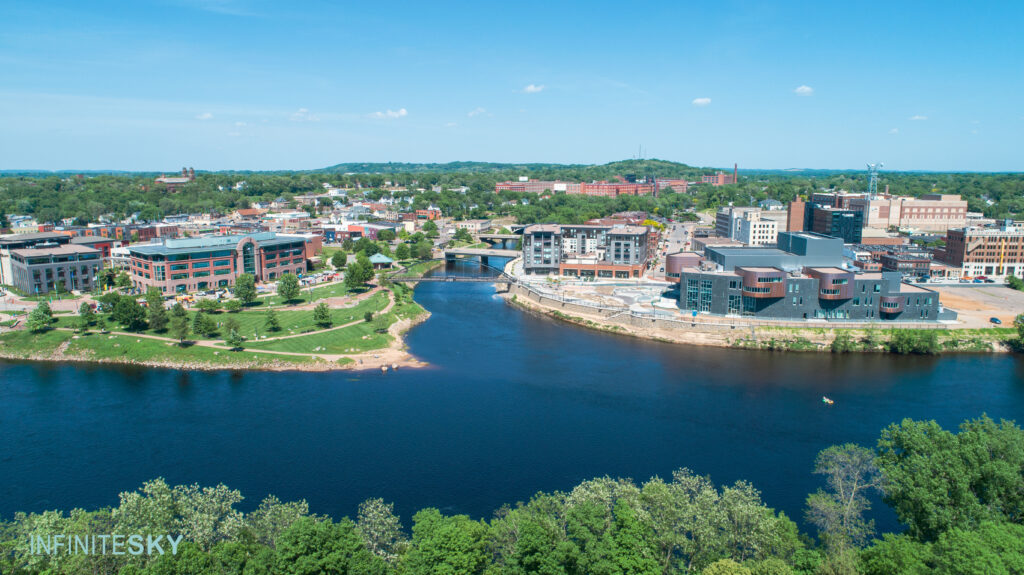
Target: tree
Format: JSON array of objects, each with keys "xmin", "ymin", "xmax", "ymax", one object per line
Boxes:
[
  {"xmin": 330, "ymin": 251, "xmax": 347, "ymax": 269},
  {"xmin": 372, "ymin": 314, "xmax": 390, "ymax": 333},
  {"xmin": 77, "ymin": 302, "xmax": 95, "ymax": 332},
  {"xmin": 192, "ymin": 311, "xmax": 216, "ymax": 338},
  {"xmin": 312, "ymin": 303, "xmax": 332, "ymax": 328},
  {"xmin": 146, "ymin": 287, "xmax": 168, "ymax": 332},
  {"xmin": 356, "ymin": 498, "xmax": 408, "ymax": 565},
  {"xmin": 112, "ymin": 297, "xmax": 147, "ymax": 331},
  {"xmin": 36, "ymin": 300, "xmax": 53, "ymax": 319},
  {"xmin": 170, "ymin": 315, "xmax": 190, "ymax": 343},
  {"xmin": 224, "ymin": 299, "xmax": 242, "ymax": 313},
  {"xmin": 196, "ymin": 298, "xmax": 222, "ymax": 314},
  {"xmin": 264, "ymin": 309, "xmax": 281, "ymax": 332},
  {"xmin": 276, "ymin": 274, "xmax": 300, "ymax": 304},
  {"xmin": 170, "ymin": 302, "xmax": 188, "ymax": 318},
  {"xmin": 401, "ymin": 508, "xmax": 488, "ymax": 575},
  {"xmin": 1007, "ymin": 275, "xmax": 1024, "ymax": 291},
  {"xmin": 805, "ymin": 444, "xmax": 882, "ymax": 551},
  {"xmin": 115, "ymin": 271, "xmax": 131, "ymax": 288},
  {"xmin": 830, "ymin": 332, "xmax": 855, "ymax": 353},
  {"xmin": 703, "ymin": 559, "xmax": 753, "ymax": 575},
  {"xmin": 224, "ymin": 329, "xmax": 244, "ymax": 351},
  {"xmin": 377, "ymin": 229, "xmax": 396, "ymax": 242},
  {"xmin": 26, "ymin": 304, "xmax": 51, "ymax": 333},
  {"xmin": 224, "ymin": 316, "xmax": 240, "ymax": 334},
  {"xmin": 414, "ymin": 241, "xmax": 433, "ymax": 260},
  {"xmin": 364, "ymin": 311, "xmax": 374, "ymax": 323},
  {"xmin": 395, "ymin": 243, "xmax": 411, "ymax": 260},
  {"xmin": 98, "ymin": 292, "xmax": 121, "ymax": 313},
  {"xmin": 422, "ymin": 220, "xmax": 438, "ymax": 234},
  {"xmin": 275, "ymin": 517, "xmax": 386, "ymax": 575},
  {"xmin": 234, "ymin": 273, "xmax": 257, "ymax": 305},
  {"xmin": 345, "ymin": 259, "xmax": 373, "ymax": 290},
  {"xmin": 454, "ymin": 227, "xmax": 473, "ymax": 243},
  {"xmin": 888, "ymin": 330, "xmax": 939, "ymax": 355},
  {"xmin": 1015, "ymin": 314, "xmax": 1024, "ymax": 346},
  {"xmin": 875, "ymin": 416, "xmax": 1024, "ymax": 541},
  {"xmin": 96, "ymin": 317, "xmax": 108, "ymax": 333}
]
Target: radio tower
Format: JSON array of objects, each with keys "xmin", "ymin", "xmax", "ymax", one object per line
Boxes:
[{"xmin": 866, "ymin": 162, "xmax": 883, "ymax": 196}]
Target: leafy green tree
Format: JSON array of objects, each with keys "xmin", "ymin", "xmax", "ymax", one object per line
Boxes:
[
  {"xmin": 704, "ymin": 559, "xmax": 754, "ymax": 575},
  {"xmin": 234, "ymin": 273, "xmax": 257, "ymax": 305},
  {"xmin": 36, "ymin": 300, "xmax": 53, "ymax": 319},
  {"xmin": 225, "ymin": 329, "xmax": 244, "ymax": 350},
  {"xmin": 244, "ymin": 495, "xmax": 312, "ymax": 549},
  {"xmin": 275, "ymin": 517, "xmax": 387, "ymax": 575},
  {"xmin": 1006, "ymin": 275, "xmax": 1024, "ymax": 291},
  {"xmin": 372, "ymin": 314, "xmax": 390, "ymax": 333},
  {"xmin": 805, "ymin": 444, "xmax": 881, "ymax": 551},
  {"xmin": 888, "ymin": 330, "xmax": 939, "ymax": 355},
  {"xmin": 77, "ymin": 302, "xmax": 96, "ymax": 332},
  {"xmin": 313, "ymin": 302, "xmax": 332, "ymax": 328},
  {"xmin": 356, "ymin": 498, "xmax": 408, "ymax": 565},
  {"xmin": 197, "ymin": 298, "xmax": 222, "ymax": 313},
  {"xmin": 401, "ymin": 508, "xmax": 488, "ymax": 575},
  {"xmin": 96, "ymin": 317, "xmax": 108, "ymax": 333},
  {"xmin": 146, "ymin": 288, "xmax": 169, "ymax": 332},
  {"xmin": 170, "ymin": 314, "xmax": 190, "ymax": 344},
  {"xmin": 26, "ymin": 304, "xmax": 51, "ymax": 333},
  {"xmin": 930, "ymin": 521, "xmax": 1024, "ymax": 575},
  {"xmin": 1015, "ymin": 313, "xmax": 1024, "ymax": 346},
  {"xmin": 345, "ymin": 258, "xmax": 374, "ymax": 289},
  {"xmin": 113, "ymin": 297, "xmax": 147, "ymax": 331},
  {"xmin": 192, "ymin": 311, "xmax": 216, "ymax": 337},
  {"xmin": 454, "ymin": 227, "xmax": 473, "ymax": 243},
  {"xmin": 224, "ymin": 316, "xmax": 240, "ymax": 334},
  {"xmin": 364, "ymin": 311, "xmax": 374, "ymax": 323},
  {"xmin": 98, "ymin": 292, "xmax": 121, "ymax": 313},
  {"xmin": 224, "ymin": 299, "xmax": 242, "ymax": 313},
  {"xmin": 331, "ymin": 251, "xmax": 347, "ymax": 269},
  {"xmin": 414, "ymin": 241, "xmax": 433, "ymax": 260},
  {"xmin": 276, "ymin": 274, "xmax": 301, "ymax": 304},
  {"xmin": 264, "ymin": 309, "xmax": 281, "ymax": 332},
  {"xmin": 746, "ymin": 557, "xmax": 795, "ymax": 575},
  {"xmin": 115, "ymin": 271, "xmax": 131, "ymax": 288},
  {"xmin": 170, "ymin": 302, "xmax": 188, "ymax": 318},
  {"xmin": 875, "ymin": 416, "xmax": 1024, "ymax": 541},
  {"xmin": 395, "ymin": 243, "xmax": 411, "ymax": 260},
  {"xmin": 377, "ymin": 229, "xmax": 396, "ymax": 242},
  {"xmin": 830, "ymin": 332, "xmax": 855, "ymax": 353},
  {"xmin": 860, "ymin": 533, "xmax": 932, "ymax": 575}
]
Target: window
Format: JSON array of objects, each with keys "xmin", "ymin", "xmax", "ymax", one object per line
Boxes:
[
  {"xmin": 171, "ymin": 273, "xmax": 187, "ymax": 280},
  {"xmin": 193, "ymin": 271, "xmax": 210, "ymax": 278},
  {"xmin": 214, "ymin": 269, "xmax": 231, "ymax": 276},
  {"xmin": 214, "ymin": 259, "xmax": 231, "ymax": 267},
  {"xmin": 170, "ymin": 264, "xmax": 188, "ymax": 271},
  {"xmin": 192, "ymin": 261, "xmax": 210, "ymax": 269}
]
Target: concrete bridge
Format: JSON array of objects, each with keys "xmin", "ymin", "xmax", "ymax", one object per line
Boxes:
[
  {"xmin": 390, "ymin": 275, "xmax": 513, "ymax": 284},
  {"xmin": 443, "ymin": 247, "xmax": 519, "ymax": 263}
]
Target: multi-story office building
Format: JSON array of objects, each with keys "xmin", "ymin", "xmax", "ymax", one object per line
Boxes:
[
  {"xmin": 736, "ymin": 211, "xmax": 778, "ymax": 246},
  {"xmin": 0, "ymin": 232, "xmax": 73, "ymax": 285},
  {"xmin": 673, "ymin": 232, "xmax": 952, "ymax": 322},
  {"xmin": 9, "ymin": 244, "xmax": 102, "ymax": 295},
  {"xmin": 939, "ymin": 220, "xmax": 1024, "ymax": 279},
  {"xmin": 127, "ymin": 232, "xmax": 319, "ymax": 294},
  {"xmin": 849, "ymin": 194, "xmax": 967, "ymax": 231},
  {"xmin": 879, "ymin": 253, "xmax": 933, "ymax": 280},
  {"xmin": 809, "ymin": 206, "xmax": 863, "ymax": 243},
  {"xmin": 521, "ymin": 224, "xmax": 651, "ymax": 278},
  {"xmin": 714, "ymin": 207, "xmax": 759, "ymax": 239}
]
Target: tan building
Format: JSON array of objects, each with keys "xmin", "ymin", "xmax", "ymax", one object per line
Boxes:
[
  {"xmin": 939, "ymin": 221, "xmax": 1024, "ymax": 279},
  {"xmin": 736, "ymin": 211, "xmax": 778, "ymax": 246},
  {"xmin": 851, "ymin": 194, "xmax": 967, "ymax": 232}
]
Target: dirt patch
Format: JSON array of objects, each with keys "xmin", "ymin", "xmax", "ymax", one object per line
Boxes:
[{"xmin": 931, "ymin": 286, "xmax": 1024, "ymax": 328}]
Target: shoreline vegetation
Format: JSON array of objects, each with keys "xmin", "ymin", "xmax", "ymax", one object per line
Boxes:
[
  {"xmin": 2, "ymin": 415, "xmax": 1021, "ymax": 575},
  {"xmin": 502, "ymin": 284, "xmax": 1020, "ymax": 355}
]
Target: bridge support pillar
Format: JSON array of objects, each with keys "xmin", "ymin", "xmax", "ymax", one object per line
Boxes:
[{"xmin": 480, "ymin": 255, "xmax": 489, "ymax": 267}]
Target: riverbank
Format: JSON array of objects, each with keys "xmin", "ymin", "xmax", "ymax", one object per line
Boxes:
[
  {"xmin": 0, "ymin": 284, "xmax": 432, "ymax": 372},
  {"xmin": 502, "ymin": 283, "xmax": 1018, "ymax": 354}
]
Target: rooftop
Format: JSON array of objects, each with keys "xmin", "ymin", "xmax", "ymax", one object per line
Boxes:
[
  {"xmin": 128, "ymin": 232, "xmax": 303, "ymax": 255},
  {"xmin": 11, "ymin": 244, "xmax": 100, "ymax": 257}
]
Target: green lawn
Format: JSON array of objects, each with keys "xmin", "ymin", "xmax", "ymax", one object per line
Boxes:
[
  {"xmin": 247, "ymin": 281, "xmax": 355, "ymax": 307},
  {"xmin": 246, "ymin": 318, "xmax": 394, "ymax": 354},
  {"xmin": 51, "ymin": 291, "xmax": 391, "ymax": 341}
]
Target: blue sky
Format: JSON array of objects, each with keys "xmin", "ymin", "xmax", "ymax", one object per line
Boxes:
[{"xmin": 1, "ymin": 0, "xmax": 1021, "ymax": 171}]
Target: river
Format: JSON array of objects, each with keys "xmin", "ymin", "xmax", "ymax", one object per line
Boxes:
[{"xmin": 2, "ymin": 269, "xmax": 1023, "ymax": 534}]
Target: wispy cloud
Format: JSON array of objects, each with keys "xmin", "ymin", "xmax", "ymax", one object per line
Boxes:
[
  {"xmin": 445, "ymin": 122, "xmax": 458, "ymax": 128},
  {"xmin": 195, "ymin": 112, "xmax": 214, "ymax": 120},
  {"xmin": 290, "ymin": 108, "xmax": 319, "ymax": 122},
  {"xmin": 369, "ymin": 108, "xmax": 408, "ymax": 119},
  {"xmin": 234, "ymin": 121, "xmax": 247, "ymax": 127},
  {"xmin": 909, "ymin": 115, "xmax": 928, "ymax": 121},
  {"xmin": 691, "ymin": 97, "xmax": 711, "ymax": 107},
  {"xmin": 794, "ymin": 85, "xmax": 814, "ymax": 96},
  {"xmin": 467, "ymin": 107, "xmax": 487, "ymax": 117},
  {"xmin": 888, "ymin": 128, "xmax": 899, "ymax": 135},
  {"xmin": 522, "ymin": 84, "xmax": 544, "ymax": 94}
]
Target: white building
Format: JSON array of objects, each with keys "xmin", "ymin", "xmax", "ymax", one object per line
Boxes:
[{"xmin": 735, "ymin": 211, "xmax": 778, "ymax": 246}]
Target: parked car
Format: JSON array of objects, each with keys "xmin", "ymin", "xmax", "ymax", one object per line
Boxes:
[{"xmin": 991, "ymin": 317, "xmax": 1002, "ymax": 325}]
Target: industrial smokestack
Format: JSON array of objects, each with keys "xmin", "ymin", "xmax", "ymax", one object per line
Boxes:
[{"xmin": 734, "ymin": 163, "xmax": 738, "ymax": 183}]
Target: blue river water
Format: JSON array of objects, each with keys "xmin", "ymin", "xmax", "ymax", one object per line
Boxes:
[{"xmin": 2, "ymin": 271, "xmax": 1023, "ymax": 535}]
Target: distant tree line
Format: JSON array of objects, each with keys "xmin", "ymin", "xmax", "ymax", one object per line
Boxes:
[{"xmin": 1, "ymin": 415, "xmax": 1022, "ymax": 574}]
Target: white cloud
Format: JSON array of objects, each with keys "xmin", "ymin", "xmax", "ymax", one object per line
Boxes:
[
  {"xmin": 691, "ymin": 97, "xmax": 711, "ymax": 107},
  {"xmin": 290, "ymin": 108, "xmax": 320, "ymax": 122},
  {"xmin": 369, "ymin": 108, "xmax": 408, "ymax": 119},
  {"xmin": 195, "ymin": 112, "xmax": 214, "ymax": 120},
  {"xmin": 909, "ymin": 115, "xmax": 927, "ymax": 121},
  {"xmin": 794, "ymin": 85, "xmax": 814, "ymax": 96},
  {"xmin": 445, "ymin": 122, "xmax": 458, "ymax": 128},
  {"xmin": 234, "ymin": 121, "xmax": 247, "ymax": 127},
  {"xmin": 522, "ymin": 84, "xmax": 544, "ymax": 93},
  {"xmin": 888, "ymin": 128, "xmax": 899, "ymax": 135},
  {"xmin": 467, "ymin": 107, "xmax": 487, "ymax": 117}
]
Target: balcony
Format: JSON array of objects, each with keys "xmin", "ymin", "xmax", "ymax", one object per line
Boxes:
[{"xmin": 879, "ymin": 295, "xmax": 905, "ymax": 314}]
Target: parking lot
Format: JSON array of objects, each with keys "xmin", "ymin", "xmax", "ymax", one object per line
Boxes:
[{"xmin": 930, "ymin": 285, "xmax": 1024, "ymax": 328}]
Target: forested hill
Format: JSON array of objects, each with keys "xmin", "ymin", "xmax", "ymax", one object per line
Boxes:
[{"xmin": 320, "ymin": 159, "xmax": 709, "ymax": 179}]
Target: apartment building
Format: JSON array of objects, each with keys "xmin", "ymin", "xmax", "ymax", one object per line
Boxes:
[
  {"xmin": 521, "ymin": 224, "xmax": 651, "ymax": 278},
  {"xmin": 939, "ymin": 221, "xmax": 1024, "ymax": 279},
  {"xmin": 673, "ymin": 232, "xmax": 951, "ymax": 322},
  {"xmin": 9, "ymin": 244, "xmax": 102, "ymax": 295},
  {"xmin": 127, "ymin": 232, "xmax": 319, "ymax": 294},
  {"xmin": 736, "ymin": 211, "xmax": 778, "ymax": 246}
]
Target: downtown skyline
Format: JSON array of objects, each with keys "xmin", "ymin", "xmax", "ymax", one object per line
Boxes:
[{"xmin": 1, "ymin": 0, "xmax": 1022, "ymax": 172}]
